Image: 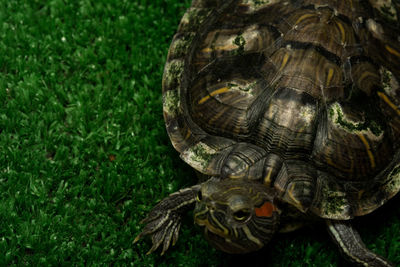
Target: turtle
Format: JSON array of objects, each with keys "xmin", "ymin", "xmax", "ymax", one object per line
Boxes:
[{"xmin": 135, "ymin": 0, "xmax": 400, "ymax": 266}]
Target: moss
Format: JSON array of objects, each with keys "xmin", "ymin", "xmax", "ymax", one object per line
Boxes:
[
  {"xmin": 232, "ymin": 34, "xmax": 246, "ymax": 56},
  {"xmin": 181, "ymin": 8, "xmax": 212, "ymax": 32},
  {"xmin": 164, "ymin": 60, "xmax": 184, "ymax": 89},
  {"xmin": 163, "ymin": 90, "xmax": 180, "ymax": 116},
  {"xmin": 324, "ymin": 193, "xmax": 347, "ymax": 215},
  {"xmin": 368, "ymin": 120, "xmax": 384, "ymax": 136},
  {"xmin": 227, "ymin": 81, "xmax": 257, "ymax": 94},
  {"xmin": 382, "ymin": 68, "xmax": 393, "ymax": 92},
  {"xmin": 189, "ymin": 143, "xmax": 215, "ymax": 168},
  {"xmin": 172, "ymin": 33, "xmax": 195, "ymax": 57},
  {"xmin": 227, "ymin": 82, "xmax": 238, "ymax": 88},
  {"xmin": 319, "ymin": 182, "xmax": 348, "ymax": 216},
  {"xmin": 380, "ymin": 68, "xmax": 399, "ymax": 98},
  {"xmin": 331, "ymin": 103, "xmax": 384, "ymax": 137},
  {"xmin": 254, "ymin": 0, "xmax": 270, "ymax": 6},
  {"xmin": 328, "ymin": 106, "xmax": 335, "ymax": 118}
]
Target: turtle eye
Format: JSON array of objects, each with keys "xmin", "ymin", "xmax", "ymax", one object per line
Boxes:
[
  {"xmin": 233, "ymin": 209, "xmax": 251, "ymax": 221},
  {"xmin": 196, "ymin": 190, "xmax": 203, "ymax": 201}
]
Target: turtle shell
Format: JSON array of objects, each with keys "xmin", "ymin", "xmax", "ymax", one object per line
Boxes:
[{"xmin": 162, "ymin": 0, "xmax": 400, "ymax": 220}]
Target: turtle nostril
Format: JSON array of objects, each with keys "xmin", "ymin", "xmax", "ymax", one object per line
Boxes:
[{"xmin": 207, "ymin": 201, "xmax": 216, "ymax": 211}]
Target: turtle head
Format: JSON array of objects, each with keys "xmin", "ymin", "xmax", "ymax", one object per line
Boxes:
[{"xmin": 194, "ymin": 178, "xmax": 280, "ymax": 254}]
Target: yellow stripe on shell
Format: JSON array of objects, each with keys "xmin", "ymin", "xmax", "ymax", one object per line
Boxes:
[
  {"xmin": 184, "ymin": 128, "xmax": 191, "ymax": 140},
  {"xmin": 385, "ymin": 44, "xmax": 400, "ymax": 58},
  {"xmin": 295, "ymin": 13, "xmax": 315, "ymax": 25},
  {"xmin": 326, "ymin": 68, "xmax": 334, "ymax": 87},
  {"xmin": 326, "ymin": 154, "xmax": 354, "ymax": 173},
  {"xmin": 263, "ymin": 168, "xmax": 273, "ymax": 186},
  {"xmin": 358, "ymin": 71, "xmax": 379, "ymax": 83},
  {"xmin": 201, "ymin": 44, "xmax": 237, "ymax": 53},
  {"xmin": 198, "ymin": 87, "xmax": 230, "ymax": 104},
  {"xmin": 287, "ymin": 183, "xmax": 303, "ymax": 211},
  {"xmin": 377, "ymin": 91, "xmax": 400, "ymax": 116},
  {"xmin": 279, "ymin": 53, "xmax": 290, "ymax": 72},
  {"xmin": 336, "ymin": 21, "xmax": 346, "ymax": 44},
  {"xmin": 357, "ymin": 134, "xmax": 376, "ymax": 169}
]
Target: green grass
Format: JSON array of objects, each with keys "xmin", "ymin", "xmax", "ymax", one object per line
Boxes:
[{"xmin": 0, "ymin": 0, "xmax": 399, "ymax": 266}]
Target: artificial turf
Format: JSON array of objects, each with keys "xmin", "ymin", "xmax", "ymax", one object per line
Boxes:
[{"xmin": 0, "ymin": 0, "xmax": 399, "ymax": 266}]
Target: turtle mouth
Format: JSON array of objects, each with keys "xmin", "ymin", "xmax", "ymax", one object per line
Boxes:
[
  {"xmin": 195, "ymin": 214, "xmax": 246, "ymax": 253},
  {"xmin": 203, "ymin": 227, "xmax": 248, "ymax": 254},
  {"xmin": 195, "ymin": 216, "xmax": 228, "ymax": 238},
  {"xmin": 194, "ymin": 209, "xmax": 230, "ymax": 239}
]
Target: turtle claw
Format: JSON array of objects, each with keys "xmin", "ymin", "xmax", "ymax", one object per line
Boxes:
[
  {"xmin": 135, "ymin": 209, "xmax": 182, "ymax": 255},
  {"xmin": 135, "ymin": 185, "xmax": 200, "ymax": 255}
]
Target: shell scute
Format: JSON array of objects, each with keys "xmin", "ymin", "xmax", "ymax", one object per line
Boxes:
[
  {"xmin": 180, "ymin": 136, "xmax": 236, "ymax": 175},
  {"xmin": 311, "ymin": 173, "xmax": 352, "ymax": 219},
  {"xmin": 178, "ymin": 8, "xmax": 213, "ymax": 33},
  {"xmin": 167, "ymin": 33, "xmax": 196, "ymax": 60},
  {"xmin": 312, "ymin": 101, "xmax": 393, "ymax": 180},
  {"xmin": 162, "ymin": 59, "xmax": 184, "ymax": 93}
]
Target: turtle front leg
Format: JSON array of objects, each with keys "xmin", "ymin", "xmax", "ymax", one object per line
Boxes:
[
  {"xmin": 134, "ymin": 185, "xmax": 200, "ymax": 255},
  {"xmin": 326, "ymin": 220, "xmax": 394, "ymax": 267}
]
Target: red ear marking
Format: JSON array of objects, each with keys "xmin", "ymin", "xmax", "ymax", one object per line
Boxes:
[{"xmin": 255, "ymin": 202, "xmax": 276, "ymax": 217}]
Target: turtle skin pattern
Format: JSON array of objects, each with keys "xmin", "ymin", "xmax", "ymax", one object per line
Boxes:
[{"xmin": 138, "ymin": 0, "xmax": 400, "ymax": 265}]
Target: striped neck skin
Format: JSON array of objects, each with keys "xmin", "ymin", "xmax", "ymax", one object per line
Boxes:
[{"xmin": 193, "ymin": 178, "xmax": 280, "ymax": 254}]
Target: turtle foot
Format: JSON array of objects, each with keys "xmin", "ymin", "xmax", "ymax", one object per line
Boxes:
[
  {"xmin": 134, "ymin": 185, "xmax": 200, "ymax": 255},
  {"xmin": 134, "ymin": 208, "xmax": 182, "ymax": 255}
]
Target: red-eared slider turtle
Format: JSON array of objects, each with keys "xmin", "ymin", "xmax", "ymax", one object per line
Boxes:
[{"xmin": 135, "ymin": 0, "xmax": 400, "ymax": 265}]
